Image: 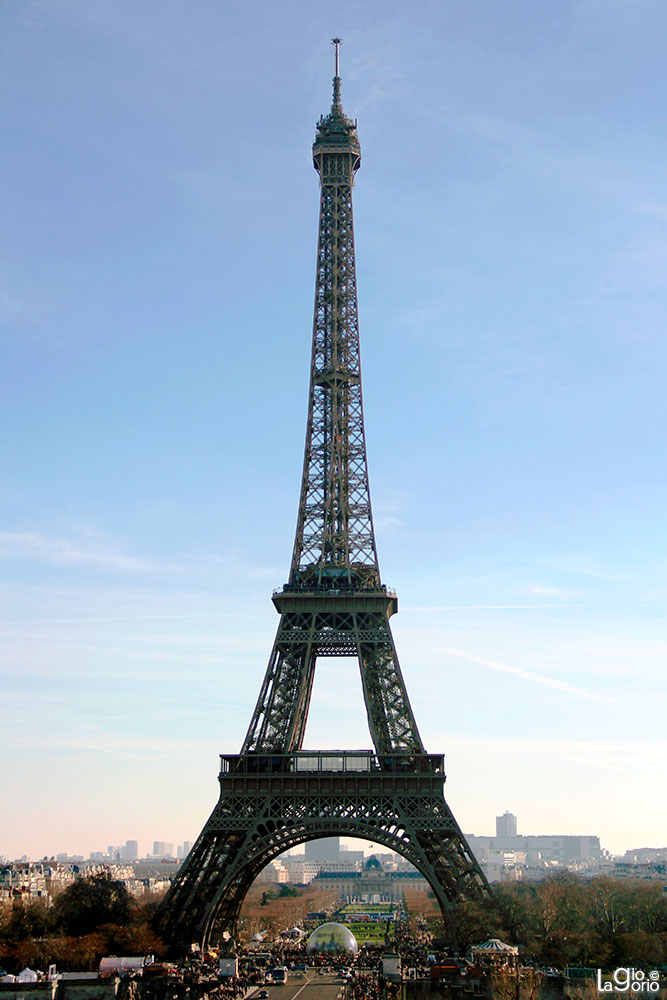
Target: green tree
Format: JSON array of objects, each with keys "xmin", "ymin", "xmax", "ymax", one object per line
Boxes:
[
  {"xmin": 451, "ymin": 896, "xmax": 506, "ymax": 950},
  {"xmin": 278, "ymin": 885, "xmax": 298, "ymax": 898},
  {"xmin": 53, "ymin": 873, "xmax": 131, "ymax": 936},
  {"xmin": 493, "ymin": 884, "xmax": 530, "ymax": 945}
]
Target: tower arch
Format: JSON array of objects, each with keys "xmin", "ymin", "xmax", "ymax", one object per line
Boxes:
[{"xmin": 200, "ymin": 821, "xmax": 456, "ymax": 949}]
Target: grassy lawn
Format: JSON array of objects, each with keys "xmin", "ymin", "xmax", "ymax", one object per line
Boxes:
[{"xmin": 333, "ymin": 903, "xmax": 401, "ymax": 945}]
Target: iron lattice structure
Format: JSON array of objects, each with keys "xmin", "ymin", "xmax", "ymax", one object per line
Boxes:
[{"xmin": 155, "ymin": 42, "xmax": 491, "ymax": 952}]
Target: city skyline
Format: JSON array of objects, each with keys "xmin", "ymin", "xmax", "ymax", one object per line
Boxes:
[
  {"xmin": 2, "ymin": 2, "xmax": 666, "ymax": 861},
  {"xmin": 0, "ymin": 815, "xmax": 654, "ymax": 869}
]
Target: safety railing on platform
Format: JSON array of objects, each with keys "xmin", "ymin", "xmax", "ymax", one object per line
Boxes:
[
  {"xmin": 273, "ymin": 584, "xmax": 397, "ymax": 598},
  {"xmin": 219, "ymin": 750, "xmax": 443, "ymax": 776}
]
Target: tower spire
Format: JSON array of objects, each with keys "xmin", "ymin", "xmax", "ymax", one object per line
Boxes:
[
  {"xmin": 332, "ymin": 36, "xmax": 342, "ymax": 111},
  {"xmin": 332, "ymin": 36, "xmax": 341, "ymax": 76}
]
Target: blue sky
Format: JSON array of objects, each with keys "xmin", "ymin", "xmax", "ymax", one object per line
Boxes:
[{"xmin": 1, "ymin": 0, "xmax": 666, "ymax": 860}]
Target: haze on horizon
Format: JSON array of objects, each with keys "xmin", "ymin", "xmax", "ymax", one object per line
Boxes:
[{"xmin": 1, "ymin": 1, "xmax": 666, "ymax": 862}]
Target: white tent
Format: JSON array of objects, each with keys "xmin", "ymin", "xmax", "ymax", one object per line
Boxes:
[{"xmin": 17, "ymin": 969, "xmax": 39, "ymax": 983}]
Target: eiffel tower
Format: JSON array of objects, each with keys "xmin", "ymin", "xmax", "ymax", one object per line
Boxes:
[{"xmin": 155, "ymin": 40, "xmax": 490, "ymax": 951}]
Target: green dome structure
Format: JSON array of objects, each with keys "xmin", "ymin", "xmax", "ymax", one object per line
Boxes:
[
  {"xmin": 364, "ymin": 855, "xmax": 383, "ymax": 871},
  {"xmin": 306, "ymin": 922, "xmax": 359, "ymax": 955}
]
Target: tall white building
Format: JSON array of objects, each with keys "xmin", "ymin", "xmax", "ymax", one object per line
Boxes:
[
  {"xmin": 305, "ymin": 837, "xmax": 340, "ymax": 863},
  {"xmin": 496, "ymin": 812, "xmax": 518, "ymax": 838},
  {"xmin": 122, "ymin": 840, "xmax": 139, "ymax": 861},
  {"xmin": 153, "ymin": 841, "xmax": 174, "ymax": 857},
  {"xmin": 282, "ymin": 859, "xmax": 323, "ymax": 884}
]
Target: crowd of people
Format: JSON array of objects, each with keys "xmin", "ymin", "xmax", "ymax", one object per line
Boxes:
[{"xmin": 122, "ymin": 909, "xmax": 474, "ymax": 1000}]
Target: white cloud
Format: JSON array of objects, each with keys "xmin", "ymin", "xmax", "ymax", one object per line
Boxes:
[
  {"xmin": 0, "ymin": 531, "xmax": 283, "ymax": 582},
  {"xmin": 65, "ymin": 741, "xmax": 167, "ymax": 763},
  {"xmin": 434, "ymin": 109, "xmax": 624, "ymax": 202},
  {"xmin": 637, "ymin": 202, "xmax": 667, "ymax": 222},
  {"xmin": 534, "ymin": 554, "xmax": 624, "ymax": 582},
  {"xmin": 404, "ymin": 603, "xmax": 578, "ymax": 611},
  {"xmin": 437, "ymin": 646, "xmax": 608, "ymax": 702},
  {"xmin": 447, "ymin": 733, "xmax": 667, "ymax": 767},
  {"xmin": 520, "ymin": 583, "xmax": 574, "ymax": 598},
  {"xmin": 0, "ymin": 530, "xmax": 160, "ymax": 572}
]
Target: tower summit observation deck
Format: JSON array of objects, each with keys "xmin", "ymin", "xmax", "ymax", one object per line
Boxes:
[{"xmin": 154, "ymin": 40, "xmax": 491, "ymax": 952}]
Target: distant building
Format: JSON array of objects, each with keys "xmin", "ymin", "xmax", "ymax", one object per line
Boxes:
[
  {"xmin": 122, "ymin": 840, "xmax": 139, "ymax": 861},
  {"xmin": 496, "ymin": 812, "xmax": 517, "ymax": 839},
  {"xmin": 612, "ymin": 862, "xmax": 666, "ymax": 882},
  {"xmin": 364, "ymin": 851, "xmax": 406, "ymax": 871},
  {"xmin": 305, "ymin": 837, "xmax": 340, "ymax": 863},
  {"xmin": 322, "ymin": 859, "xmax": 363, "ymax": 873},
  {"xmin": 621, "ymin": 847, "xmax": 667, "ymax": 865},
  {"xmin": 313, "ymin": 865, "xmax": 428, "ymax": 901},
  {"xmin": 466, "ymin": 813, "xmax": 604, "ymax": 882},
  {"xmin": 340, "ymin": 847, "xmax": 364, "ymax": 863},
  {"xmin": 282, "ymin": 859, "xmax": 323, "ymax": 884},
  {"xmin": 257, "ymin": 860, "xmax": 289, "ymax": 883},
  {"xmin": 152, "ymin": 841, "xmax": 174, "ymax": 858},
  {"xmin": 177, "ymin": 841, "xmax": 193, "ymax": 860},
  {"xmin": 0, "ymin": 861, "xmax": 77, "ymax": 900}
]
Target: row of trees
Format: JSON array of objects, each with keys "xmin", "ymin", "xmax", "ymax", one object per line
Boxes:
[
  {"xmin": 0, "ymin": 874, "xmax": 164, "ymax": 973},
  {"xmin": 451, "ymin": 875, "xmax": 667, "ymax": 967},
  {"xmin": 2, "ymin": 872, "xmax": 666, "ymax": 974}
]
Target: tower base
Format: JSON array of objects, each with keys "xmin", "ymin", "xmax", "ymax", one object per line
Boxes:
[{"xmin": 155, "ymin": 751, "xmax": 490, "ymax": 951}]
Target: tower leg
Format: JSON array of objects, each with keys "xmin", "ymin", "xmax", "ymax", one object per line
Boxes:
[{"xmin": 242, "ymin": 593, "xmax": 425, "ymax": 756}]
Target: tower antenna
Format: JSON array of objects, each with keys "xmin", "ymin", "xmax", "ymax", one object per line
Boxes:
[{"xmin": 332, "ymin": 36, "xmax": 341, "ymax": 77}]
